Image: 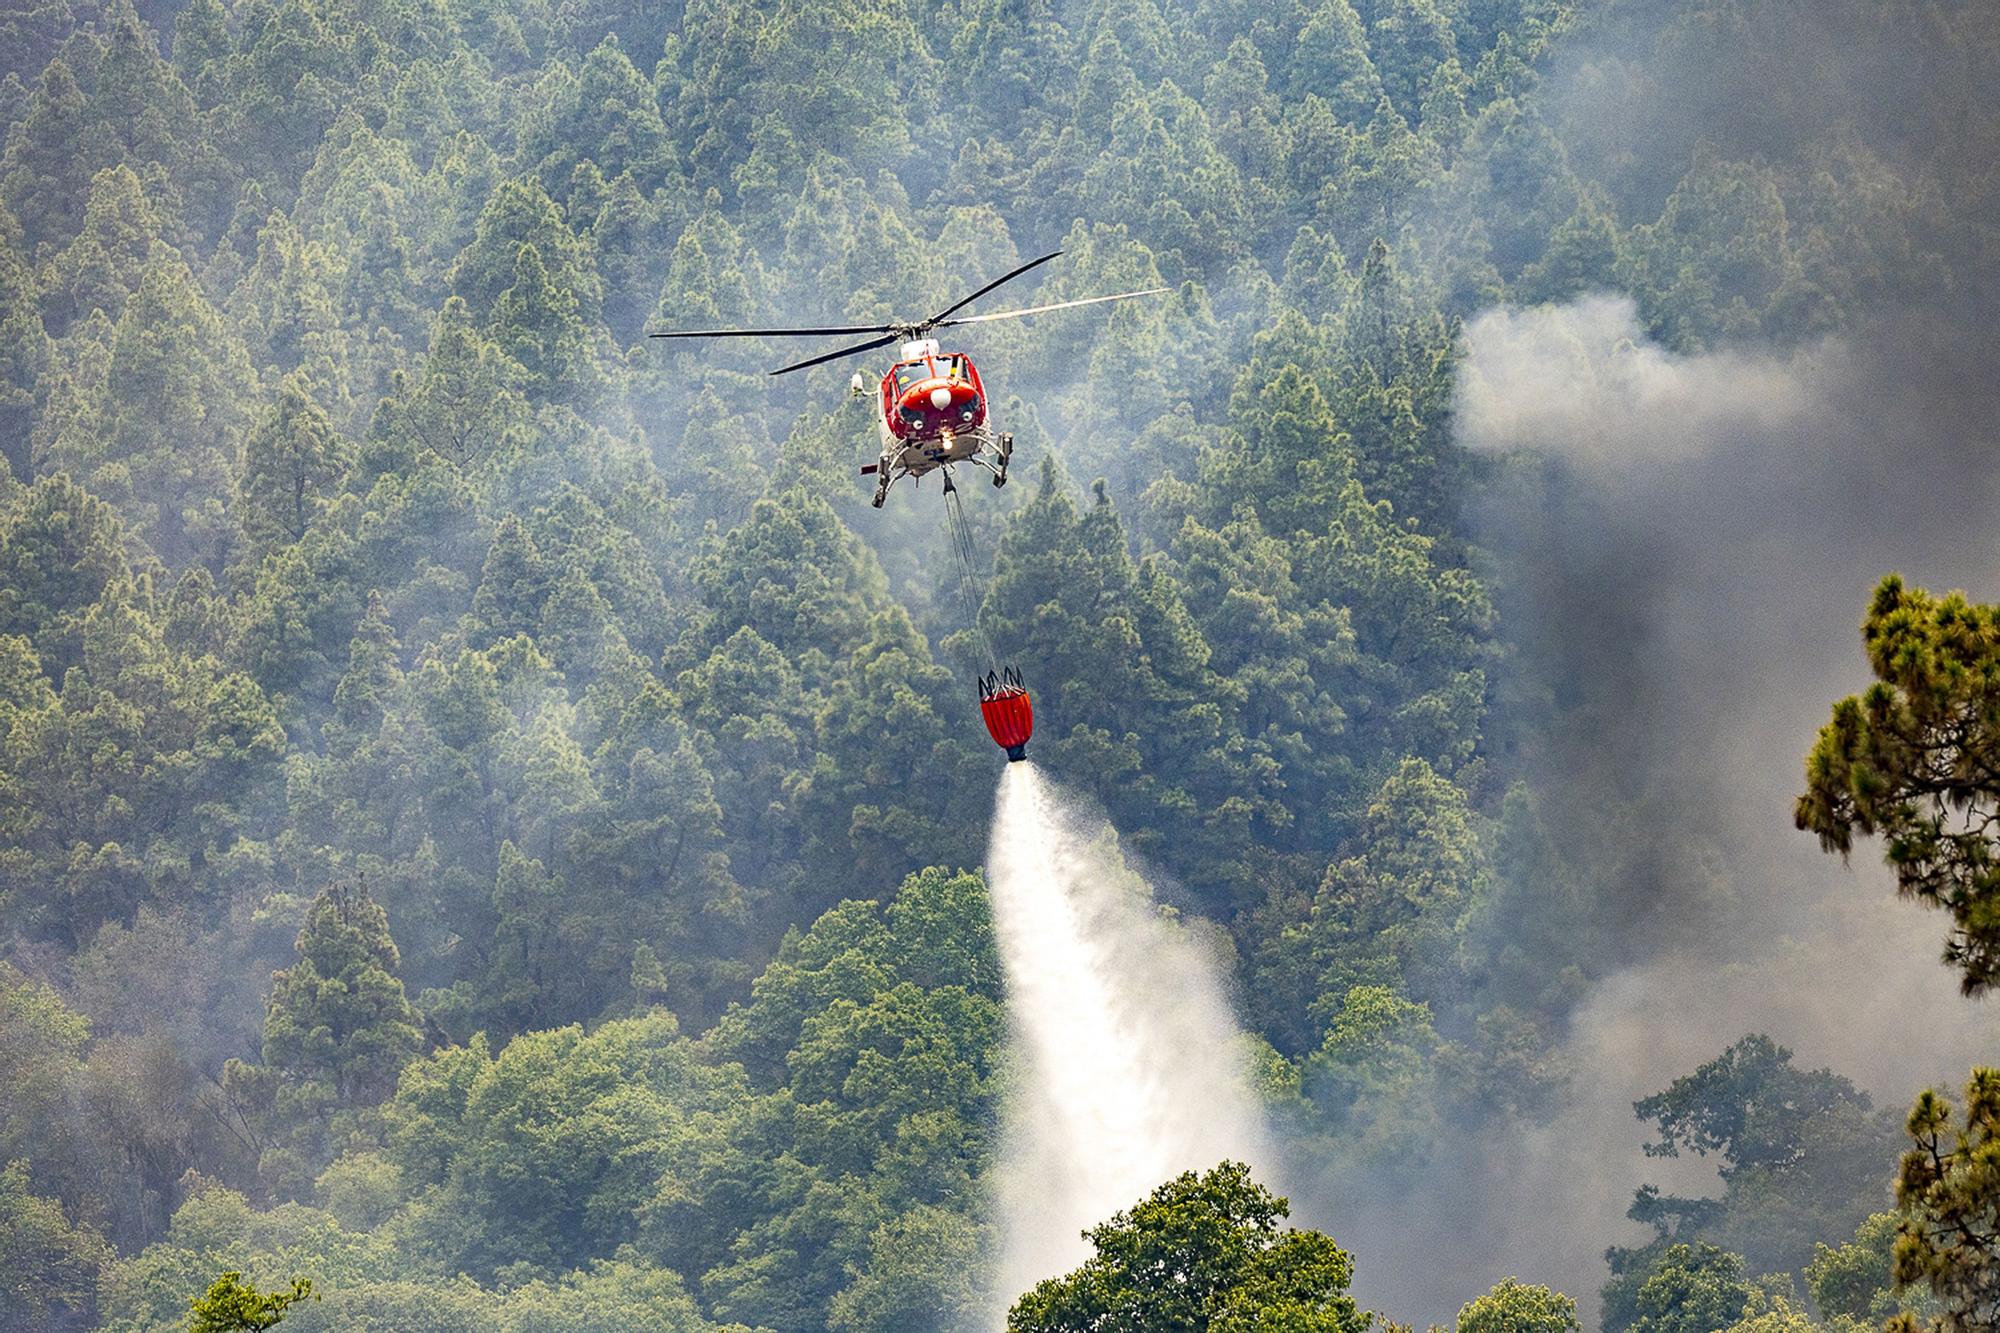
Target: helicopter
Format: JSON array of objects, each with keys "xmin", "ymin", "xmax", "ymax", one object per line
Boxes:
[{"xmin": 648, "ymin": 251, "xmax": 1165, "ymax": 508}]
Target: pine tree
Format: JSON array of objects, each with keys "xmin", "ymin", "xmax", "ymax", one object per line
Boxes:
[
  {"xmin": 0, "ymin": 59, "xmax": 91, "ymax": 250},
  {"xmin": 238, "ymin": 375, "xmax": 351, "ymax": 556},
  {"xmin": 373, "ymin": 296, "xmax": 529, "ymax": 473},
  {"xmin": 489, "ymin": 242, "xmax": 599, "ymax": 407},
  {"xmin": 93, "ymin": 254, "xmax": 256, "ymax": 566},
  {"xmin": 1798, "ymin": 577, "xmax": 2000, "ymax": 995},
  {"xmin": 449, "ymin": 176, "xmax": 602, "ymax": 322},
  {"xmin": 692, "ymin": 489, "xmax": 888, "ymax": 670},
  {"xmin": 536, "ymin": 562, "xmax": 616, "ymax": 684},
  {"xmin": 1891, "ymin": 1072, "xmax": 2000, "ymax": 1332},
  {"xmin": 0, "ymin": 472, "xmax": 133, "ymax": 678},
  {"xmin": 227, "ymin": 880, "xmax": 422, "ymax": 1196},
  {"xmin": 327, "ymin": 591, "xmax": 401, "ymax": 753},
  {"xmin": 515, "ymin": 36, "xmax": 677, "ymax": 198},
  {"xmin": 1516, "ymin": 189, "xmax": 1623, "ymax": 304},
  {"xmin": 1205, "ymin": 363, "xmax": 1358, "ymax": 535},
  {"xmin": 37, "ymin": 165, "xmax": 165, "ymax": 336},
  {"xmin": 1369, "ymin": 0, "xmax": 1459, "ymax": 121},
  {"xmin": 265, "ymin": 892, "xmax": 413, "ymax": 1080},
  {"xmin": 1290, "ymin": 0, "xmax": 1383, "ymax": 121},
  {"xmin": 468, "ymin": 513, "xmax": 548, "ymax": 648},
  {"xmin": 169, "ymin": 0, "xmax": 230, "ymax": 94},
  {"xmin": 0, "ymin": 216, "xmax": 48, "ymax": 480}
]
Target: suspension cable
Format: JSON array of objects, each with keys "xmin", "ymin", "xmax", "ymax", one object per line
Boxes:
[{"xmin": 941, "ymin": 471, "xmax": 998, "ymax": 673}]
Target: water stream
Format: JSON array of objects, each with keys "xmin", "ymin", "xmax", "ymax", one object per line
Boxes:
[{"xmin": 983, "ymin": 763, "xmax": 1276, "ymax": 1317}]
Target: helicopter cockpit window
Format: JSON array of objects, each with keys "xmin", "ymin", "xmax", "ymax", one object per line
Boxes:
[{"xmin": 895, "ymin": 362, "xmax": 931, "ymax": 391}]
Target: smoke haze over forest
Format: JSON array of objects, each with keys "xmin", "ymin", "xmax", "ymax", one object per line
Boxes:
[
  {"xmin": 1367, "ymin": 0, "xmax": 2000, "ymax": 1309},
  {"xmin": 1394, "ymin": 292, "xmax": 2000, "ymax": 1316},
  {"xmin": 0, "ymin": 0, "xmax": 1995, "ymax": 1329}
]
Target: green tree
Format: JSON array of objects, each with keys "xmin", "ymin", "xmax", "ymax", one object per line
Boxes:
[
  {"xmin": 0, "ymin": 208, "xmax": 44, "ymax": 481},
  {"xmin": 265, "ymin": 881, "xmax": 423, "ymax": 1104},
  {"xmin": 224, "ymin": 880, "xmax": 422, "ymax": 1195},
  {"xmin": 1891, "ymin": 1069, "xmax": 2000, "ymax": 1333},
  {"xmin": 691, "ymin": 488, "xmax": 887, "ymax": 670},
  {"xmin": 1369, "ymin": 0, "xmax": 1459, "ymax": 120},
  {"xmin": 186, "ymin": 1272, "xmax": 314, "ymax": 1332},
  {"xmin": 450, "ymin": 175, "xmax": 602, "ymax": 323},
  {"xmin": 797, "ymin": 605, "xmax": 985, "ymax": 898},
  {"xmin": 1288, "ymin": 1, "xmax": 1383, "ymax": 120},
  {"xmin": 2, "ymin": 13, "xmax": 223, "ymax": 253},
  {"xmin": 1, "ymin": 565, "xmax": 285, "ymax": 945},
  {"xmin": 0, "ymin": 471, "xmax": 132, "ymax": 677},
  {"xmin": 85, "ymin": 253, "xmax": 256, "ymax": 566},
  {"xmin": 1456, "ymin": 1279, "xmax": 1581, "ymax": 1333},
  {"xmin": 368, "ymin": 298, "xmax": 530, "ymax": 475},
  {"xmin": 0, "ymin": 1157, "xmax": 111, "ymax": 1333},
  {"xmin": 38, "ymin": 164, "xmax": 164, "ymax": 335},
  {"xmin": 1635, "ymin": 1034, "xmax": 1871, "ymax": 1179},
  {"xmin": 467, "ymin": 514, "xmax": 548, "ymax": 648},
  {"xmin": 516, "ymin": 37, "xmax": 677, "ymax": 198},
  {"xmin": 239, "ymin": 375, "xmax": 352, "ymax": 555},
  {"xmin": 1612, "ymin": 1035, "xmax": 1893, "ymax": 1279},
  {"xmin": 1798, "ymin": 576, "xmax": 2000, "ymax": 994},
  {"xmin": 325, "ymin": 591, "xmax": 400, "ymax": 754},
  {"xmin": 1620, "ymin": 147, "xmax": 1801, "ymax": 348},
  {"xmin": 1809, "ymin": 1212, "xmax": 1931, "ymax": 1330},
  {"xmin": 1301, "ymin": 984, "xmax": 1442, "ymax": 1156},
  {"xmin": 383, "ymin": 1010, "xmax": 740, "ymax": 1277},
  {"xmin": 1605, "ymin": 1243, "xmax": 1755, "ymax": 1333},
  {"xmin": 826, "ymin": 1205, "xmax": 989, "ymax": 1333},
  {"xmin": 0, "ymin": 965, "xmax": 88, "ymax": 1170},
  {"xmin": 489, "ymin": 242, "xmax": 602, "ymax": 407},
  {"xmin": 1008, "ymin": 1161, "xmax": 1369, "ymax": 1332}
]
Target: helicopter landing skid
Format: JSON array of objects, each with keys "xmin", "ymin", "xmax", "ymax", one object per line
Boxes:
[
  {"xmin": 964, "ymin": 440, "xmax": 1010, "ymax": 488},
  {"xmin": 864, "ymin": 430, "xmax": 1011, "ymax": 505},
  {"xmin": 946, "ymin": 432, "xmax": 1012, "ymax": 490}
]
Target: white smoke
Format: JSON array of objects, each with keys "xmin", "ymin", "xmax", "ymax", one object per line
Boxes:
[
  {"xmin": 1455, "ymin": 295, "xmax": 1823, "ymax": 469},
  {"xmin": 983, "ymin": 763, "xmax": 1277, "ymax": 1319}
]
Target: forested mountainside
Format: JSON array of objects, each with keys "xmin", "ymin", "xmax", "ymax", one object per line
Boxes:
[{"xmin": 1, "ymin": 0, "xmax": 1995, "ymax": 1327}]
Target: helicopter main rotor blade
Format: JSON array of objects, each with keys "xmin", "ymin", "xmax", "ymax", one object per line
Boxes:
[
  {"xmin": 926, "ymin": 250, "xmax": 1064, "ymax": 325},
  {"xmin": 648, "ymin": 322, "xmax": 898, "ymax": 339},
  {"xmin": 937, "ymin": 286, "xmax": 1170, "ymax": 327},
  {"xmin": 768, "ymin": 332, "xmax": 903, "ymax": 376}
]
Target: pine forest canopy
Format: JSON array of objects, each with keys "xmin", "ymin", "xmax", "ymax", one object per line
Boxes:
[{"xmin": 0, "ymin": 0, "xmax": 1995, "ymax": 1329}]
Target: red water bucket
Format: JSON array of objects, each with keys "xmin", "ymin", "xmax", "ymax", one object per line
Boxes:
[{"xmin": 979, "ymin": 669, "xmax": 1033, "ymax": 762}]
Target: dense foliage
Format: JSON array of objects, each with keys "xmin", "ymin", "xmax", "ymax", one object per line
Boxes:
[{"xmin": 0, "ymin": 0, "xmax": 1992, "ymax": 1326}]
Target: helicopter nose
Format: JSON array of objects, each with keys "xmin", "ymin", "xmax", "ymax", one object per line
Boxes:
[{"xmin": 930, "ymin": 387, "xmax": 952, "ymax": 410}]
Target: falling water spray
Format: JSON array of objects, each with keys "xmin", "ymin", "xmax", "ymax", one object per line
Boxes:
[{"xmin": 983, "ymin": 763, "xmax": 1276, "ymax": 1315}]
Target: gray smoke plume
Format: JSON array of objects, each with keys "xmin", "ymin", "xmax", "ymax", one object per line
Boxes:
[
  {"xmin": 1305, "ymin": 0, "xmax": 2000, "ymax": 1318},
  {"xmin": 1325, "ymin": 292, "xmax": 2000, "ymax": 1326}
]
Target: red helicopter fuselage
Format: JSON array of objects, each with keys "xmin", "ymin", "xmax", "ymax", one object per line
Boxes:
[
  {"xmin": 879, "ymin": 349, "xmax": 989, "ymax": 442},
  {"xmin": 861, "ymin": 339, "xmax": 1012, "ymax": 506}
]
